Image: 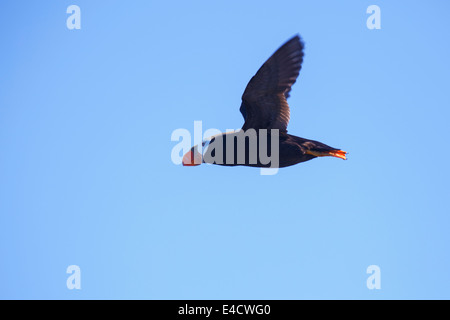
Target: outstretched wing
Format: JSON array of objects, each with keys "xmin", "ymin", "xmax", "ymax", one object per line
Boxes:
[{"xmin": 240, "ymin": 35, "xmax": 304, "ymax": 132}]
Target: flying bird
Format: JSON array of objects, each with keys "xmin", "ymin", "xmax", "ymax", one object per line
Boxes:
[{"xmin": 183, "ymin": 35, "xmax": 347, "ymax": 168}]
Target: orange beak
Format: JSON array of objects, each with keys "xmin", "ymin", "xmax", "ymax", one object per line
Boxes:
[
  {"xmin": 182, "ymin": 148, "xmax": 202, "ymax": 166},
  {"xmin": 306, "ymin": 149, "xmax": 347, "ymax": 160}
]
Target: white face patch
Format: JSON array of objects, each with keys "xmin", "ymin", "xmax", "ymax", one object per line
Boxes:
[
  {"xmin": 201, "ymin": 134, "xmax": 223, "ymax": 164},
  {"xmin": 201, "ymin": 132, "xmax": 227, "ymax": 161},
  {"xmin": 201, "ymin": 137, "xmax": 212, "ymax": 159}
]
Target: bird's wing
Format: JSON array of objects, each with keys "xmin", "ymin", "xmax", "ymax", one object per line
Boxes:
[{"xmin": 240, "ymin": 35, "xmax": 304, "ymax": 133}]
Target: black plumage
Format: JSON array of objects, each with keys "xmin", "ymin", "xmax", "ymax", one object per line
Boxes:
[{"xmin": 183, "ymin": 35, "xmax": 347, "ymax": 168}]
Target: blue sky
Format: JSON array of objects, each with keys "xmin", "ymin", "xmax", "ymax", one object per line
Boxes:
[{"xmin": 1, "ymin": 0, "xmax": 450, "ymax": 299}]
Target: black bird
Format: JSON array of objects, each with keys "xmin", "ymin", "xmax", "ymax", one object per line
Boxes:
[{"xmin": 183, "ymin": 35, "xmax": 347, "ymax": 168}]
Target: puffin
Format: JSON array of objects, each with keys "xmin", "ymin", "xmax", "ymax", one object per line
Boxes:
[{"xmin": 182, "ymin": 35, "xmax": 347, "ymax": 168}]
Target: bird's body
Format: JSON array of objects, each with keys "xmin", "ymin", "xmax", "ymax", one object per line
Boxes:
[
  {"xmin": 200, "ymin": 131, "xmax": 342, "ymax": 168},
  {"xmin": 183, "ymin": 35, "xmax": 347, "ymax": 168}
]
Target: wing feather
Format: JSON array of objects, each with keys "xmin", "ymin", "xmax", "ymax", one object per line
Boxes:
[{"xmin": 240, "ymin": 35, "xmax": 304, "ymax": 132}]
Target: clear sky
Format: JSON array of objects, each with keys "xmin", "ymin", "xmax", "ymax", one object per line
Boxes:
[{"xmin": 1, "ymin": 0, "xmax": 450, "ymax": 299}]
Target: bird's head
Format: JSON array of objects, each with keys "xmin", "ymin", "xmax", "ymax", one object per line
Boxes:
[
  {"xmin": 182, "ymin": 136, "xmax": 218, "ymax": 166},
  {"xmin": 182, "ymin": 145, "xmax": 202, "ymax": 166}
]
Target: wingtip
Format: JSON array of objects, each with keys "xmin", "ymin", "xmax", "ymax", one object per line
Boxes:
[
  {"xmin": 291, "ymin": 34, "xmax": 302, "ymax": 42},
  {"xmin": 284, "ymin": 34, "xmax": 304, "ymax": 50},
  {"xmin": 286, "ymin": 34, "xmax": 300, "ymax": 42}
]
